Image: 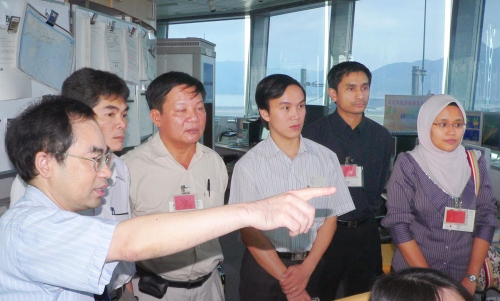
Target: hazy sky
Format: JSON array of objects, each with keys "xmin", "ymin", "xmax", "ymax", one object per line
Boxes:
[
  {"xmin": 353, "ymin": 0, "xmax": 446, "ymax": 71},
  {"xmin": 169, "ymin": 0, "xmax": 447, "ymax": 73},
  {"xmin": 169, "ymin": 19, "xmax": 246, "ymax": 62}
]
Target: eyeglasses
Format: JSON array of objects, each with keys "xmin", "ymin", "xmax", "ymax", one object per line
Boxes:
[
  {"xmin": 63, "ymin": 151, "xmax": 113, "ymax": 172},
  {"xmin": 432, "ymin": 123, "xmax": 466, "ymax": 130}
]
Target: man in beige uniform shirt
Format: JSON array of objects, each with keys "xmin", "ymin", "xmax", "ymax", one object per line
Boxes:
[{"xmin": 122, "ymin": 71, "xmax": 227, "ymax": 301}]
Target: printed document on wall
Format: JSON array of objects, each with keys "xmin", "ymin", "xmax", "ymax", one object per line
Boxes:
[
  {"xmin": 124, "ymin": 29, "xmax": 139, "ymax": 84},
  {"xmin": 138, "ymin": 85, "xmax": 152, "ymax": 138},
  {"xmin": 105, "ymin": 27, "xmax": 124, "ymax": 78},
  {"xmin": 0, "ymin": 29, "xmax": 31, "ymax": 100},
  {"xmin": 17, "ymin": 4, "xmax": 74, "ymax": 91},
  {"xmin": 90, "ymin": 21, "xmax": 107, "ymax": 70},
  {"xmin": 74, "ymin": 10, "xmax": 91, "ymax": 70},
  {"xmin": 139, "ymin": 31, "xmax": 148, "ymax": 80},
  {"xmin": 0, "ymin": 0, "xmax": 32, "ymax": 100},
  {"xmin": 123, "ymin": 84, "xmax": 140, "ymax": 148}
]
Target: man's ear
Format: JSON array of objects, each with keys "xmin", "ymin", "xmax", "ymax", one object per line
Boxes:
[
  {"xmin": 150, "ymin": 109, "xmax": 161, "ymax": 128},
  {"xmin": 34, "ymin": 151, "xmax": 53, "ymax": 179},
  {"xmin": 328, "ymin": 88, "xmax": 337, "ymax": 103},
  {"xmin": 259, "ymin": 109, "xmax": 270, "ymax": 123}
]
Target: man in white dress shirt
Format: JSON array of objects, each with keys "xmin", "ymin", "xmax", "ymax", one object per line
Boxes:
[
  {"xmin": 229, "ymin": 74, "xmax": 355, "ymax": 301},
  {"xmin": 9, "ymin": 68, "xmax": 135, "ymax": 299}
]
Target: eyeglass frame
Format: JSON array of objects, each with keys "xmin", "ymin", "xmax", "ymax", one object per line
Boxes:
[
  {"xmin": 62, "ymin": 151, "xmax": 113, "ymax": 172},
  {"xmin": 432, "ymin": 122, "xmax": 466, "ymax": 130}
]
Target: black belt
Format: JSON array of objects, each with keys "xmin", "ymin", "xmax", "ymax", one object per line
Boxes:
[
  {"xmin": 167, "ymin": 272, "xmax": 212, "ymax": 289},
  {"xmin": 337, "ymin": 217, "xmax": 369, "ymax": 228},
  {"xmin": 277, "ymin": 251, "xmax": 309, "ymax": 261}
]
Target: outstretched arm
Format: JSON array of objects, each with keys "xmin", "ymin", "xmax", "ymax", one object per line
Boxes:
[{"xmin": 107, "ymin": 187, "xmax": 336, "ymax": 262}]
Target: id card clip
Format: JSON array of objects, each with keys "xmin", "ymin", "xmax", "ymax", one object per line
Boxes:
[
  {"xmin": 108, "ymin": 20, "xmax": 116, "ymax": 32},
  {"xmin": 181, "ymin": 184, "xmax": 190, "ymax": 195},
  {"xmin": 7, "ymin": 16, "xmax": 20, "ymax": 34},
  {"xmin": 45, "ymin": 10, "xmax": 58, "ymax": 27}
]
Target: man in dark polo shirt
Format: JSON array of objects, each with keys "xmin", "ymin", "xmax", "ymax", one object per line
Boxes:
[{"xmin": 302, "ymin": 61, "xmax": 392, "ymax": 300}]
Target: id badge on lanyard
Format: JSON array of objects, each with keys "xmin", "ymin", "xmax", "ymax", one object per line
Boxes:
[
  {"xmin": 443, "ymin": 197, "xmax": 475, "ymax": 232},
  {"xmin": 169, "ymin": 184, "xmax": 204, "ymax": 212},
  {"xmin": 340, "ymin": 156, "xmax": 364, "ymax": 187}
]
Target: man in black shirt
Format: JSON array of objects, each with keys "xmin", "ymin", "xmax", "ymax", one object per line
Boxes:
[{"xmin": 302, "ymin": 61, "xmax": 392, "ymax": 300}]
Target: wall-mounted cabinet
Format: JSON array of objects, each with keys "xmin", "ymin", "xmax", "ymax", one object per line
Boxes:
[{"xmin": 68, "ymin": 0, "xmax": 156, "ymax": 28}]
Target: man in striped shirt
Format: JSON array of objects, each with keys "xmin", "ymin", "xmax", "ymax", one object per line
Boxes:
[
  {"xmin": 0, "ymin": 95, "xmax": 336, "ymax": 301},
  {"xmin": 229, "ymin": 74, "xmax": 355, "ymax": 301}
]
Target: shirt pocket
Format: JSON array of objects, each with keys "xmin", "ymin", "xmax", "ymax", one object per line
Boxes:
[{"xmin": 202, "ymin": 191, "xmax": 226, "ymax": 209}]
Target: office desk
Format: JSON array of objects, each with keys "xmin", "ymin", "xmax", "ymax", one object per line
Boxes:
[
  {"xmin": 382, "ymin": 243, "xmax": 395, "ymax": 275},
  {"xmin": 215, "ymin": 142, "xmax": 251, "ymax": 158}
]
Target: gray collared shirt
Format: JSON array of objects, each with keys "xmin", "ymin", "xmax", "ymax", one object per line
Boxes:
[{"xmin": 228, "ymin": 136, "xmax": 355, "ymax": 252}]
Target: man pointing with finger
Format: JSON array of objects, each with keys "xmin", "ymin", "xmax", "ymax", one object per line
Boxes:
[
  {"xmin": 229, "ymin": 74, "xmax": 354, "ymax": 301},
  {"xmin": 1, "ymin": 95, "xmax": 336, "ymax": 301}
]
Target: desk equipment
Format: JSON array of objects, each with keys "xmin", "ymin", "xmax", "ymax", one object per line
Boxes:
[
  {"xmin": 464, "ymin": 110, "xmax": 483, "ymax": 146},
  {"xmin": 481, "ymin": 112, "xmax": 500, "ymax": 151},
  {"xmin": 242, "ymin": 119, "xmax": 261, "ymax": 146}
]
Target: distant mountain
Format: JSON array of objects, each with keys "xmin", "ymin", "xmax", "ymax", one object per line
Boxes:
[
  {"xmin": 214, "ymin": 58, "xmax": 446, "ymax": 99},
  {"xmin": 370, "ymin": 58, "xmax": 444, "ymax": 99}
]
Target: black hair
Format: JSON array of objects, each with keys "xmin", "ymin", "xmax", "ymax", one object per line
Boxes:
[
  {"xmin": 448, "ymin": 102, "xmax": 459, "ymax": 107},
  {"xmin": 5, "ymin": 95, "xmax": 96, "ymax": 182},
  {"xmin": 255, "ymin": 74, "xmax": 306, "ymax": 129},
  {"xmin": 327, "ymin": 61, "xmax": 372, "ymax": 91},
  {"xmin": 145, "ymin": 71, "xmax": 206, "ymax": 112},
  {"xmin": 369, "ymin": 268, "xmax": 473, "ymax": 301},
  {"xmin": 61, "ymin": 68, "xmax": 130, "ymax": 108}
]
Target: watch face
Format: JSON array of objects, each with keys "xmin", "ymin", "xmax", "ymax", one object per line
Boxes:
[{"xmin": 470, "ymin": 275, "xmax": 477, "ymax": 282}]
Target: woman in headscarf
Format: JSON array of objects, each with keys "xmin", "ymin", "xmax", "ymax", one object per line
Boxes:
[{"xmin": 381, "ymin": 94, "xmax": 498, "ymax": 295}]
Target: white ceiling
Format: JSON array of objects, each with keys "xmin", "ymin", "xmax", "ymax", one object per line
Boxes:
[{"xmin": 156, "ymin": 0, "xmax": 320, "ymax": 21}]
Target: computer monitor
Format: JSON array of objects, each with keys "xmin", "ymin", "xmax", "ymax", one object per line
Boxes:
[
  {"xmin": 481, "ymin": 112, "xmax": 500, "ymax": 151},
  {"xmin": 463, "ymin": 111, "xmax": 483, "ymax": 146}
]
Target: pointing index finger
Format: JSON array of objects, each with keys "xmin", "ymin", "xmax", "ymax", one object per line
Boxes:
[{"xmin": 292, "ymin": 186, "xmax": 337, "ymax": 201}]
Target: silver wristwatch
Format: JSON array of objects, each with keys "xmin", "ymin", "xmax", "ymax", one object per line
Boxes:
[{"xmin": 466, "ymin": 274, "xmax": 477, "ymax": 282}]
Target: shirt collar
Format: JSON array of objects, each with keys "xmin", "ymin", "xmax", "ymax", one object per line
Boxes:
[
  {"xmin": 108, "ymin": 154, "xmax": 124, "ymax": 187},
  {"xmin": 21, "ymin": 185, "xmax": 60, "ymax": 209},
  {"xmin": 262, "ymin": 135, "xmax": 311, "ymax": 160},
  {"xmin": 330, "ymin": 109, "xmax": 367, "ymax": 134},
  {"xmin": 149, "ymin": 132, "xmax": 206, "ymax": 163}
]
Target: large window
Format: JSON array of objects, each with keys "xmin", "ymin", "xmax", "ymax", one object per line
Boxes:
[
  {"xmin": 474, "ymin": 0, "xmax": 500, "ymax": 111},
  {"xmin": 266, "ymin": 6, "xmax": 330, "ymax": 105},
  {"xmin": 168, "ymin": 19, "xmax": 247, "ymax": 116},
  {"xmin": 352, "ymin": 0, "xmax": 446, "ymax": 124}
]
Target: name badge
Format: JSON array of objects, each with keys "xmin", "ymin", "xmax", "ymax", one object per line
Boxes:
[
  {"xmin": 442, "ymin": 207, "xmax": 475, "ymax": 232},
  {"xmin": 169, "ymin": 194, "xmax": 204, "ymax": 212},
  {"xmin": 341, "ymin": 165, "xmax": 364, "ymax": 187}
]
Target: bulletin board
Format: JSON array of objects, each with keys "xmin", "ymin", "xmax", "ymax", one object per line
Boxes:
[
  {"xmin": 0, "ymin": 0, "xmax": 71, "ymax": 101},
  {"xmin": 73, "ymin": 5, "xmax": 157, "ymax": 85}
]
